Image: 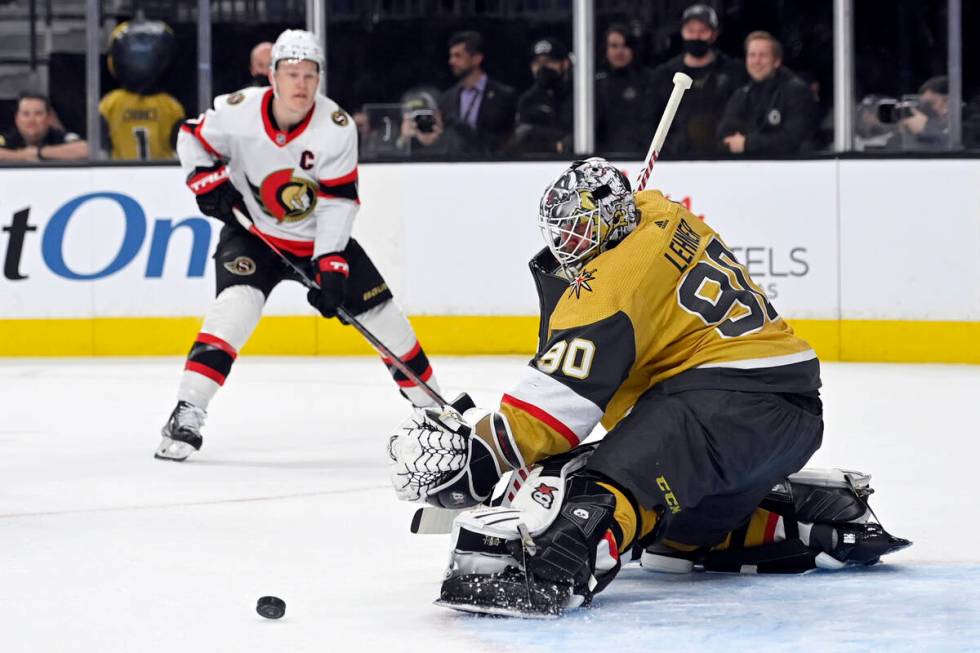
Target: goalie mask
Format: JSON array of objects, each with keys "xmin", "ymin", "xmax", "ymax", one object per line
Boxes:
[{"xmin": 538, "ymin": 157, "xmax": 637, "ymax": 276}]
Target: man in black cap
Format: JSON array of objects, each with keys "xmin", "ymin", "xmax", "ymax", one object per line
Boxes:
[
  {"xmin": 595, "ymin": 23, "xmax": 658, "ymax": 155},
  {"xmin": 510, "ymin": 38, "xmax": 574, "ymax": 155},
  {"xmin": 438, "ymin": 30, "xmax": 517, "ymax": 157},
  {"xmin": 650, "ymin": 3, "xmax": 746, "ymax": 157}
]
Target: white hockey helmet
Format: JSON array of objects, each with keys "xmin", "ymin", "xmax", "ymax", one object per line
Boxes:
[
  {"xmin": 270, "ymin": 29, "xmax": 325, "ymax": 73},
  {"xmin": 538, "ymin": 157, "xmax": 638, "ymax": 276}
]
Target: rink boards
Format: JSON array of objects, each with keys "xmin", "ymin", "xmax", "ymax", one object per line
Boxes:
[{"xmin": 0, "ymin": 159, "xmax": 977, "ymax": 362}]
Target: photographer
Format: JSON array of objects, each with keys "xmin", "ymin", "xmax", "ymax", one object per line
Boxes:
[
  {"xmin": 857, "ymin": 77, "xmax": 950, "ymax": 152},
  {"xmin": 395, "ymin": 88, "xmax": 459, "ymax": 159},
  {"xmin": 899, "ymin": 76, "xmax": 949, "ymax": 149}
]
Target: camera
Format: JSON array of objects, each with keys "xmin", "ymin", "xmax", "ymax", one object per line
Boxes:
[
  {"xmin": 876, "ymin": 98, "xmax": 920, "ymax": 123},
  {"xmin": 411, "ymin": 109, "xmax": 437, "ymax": 134}
]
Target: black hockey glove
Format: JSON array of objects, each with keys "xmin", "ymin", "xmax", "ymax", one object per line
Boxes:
[
  {"xmin": 307, "ymin": 253, "xmax": 349, "ymax": 318},
  {"xmin": 186, "ymin": 163, "xmax": 246, "ymax": 228}
]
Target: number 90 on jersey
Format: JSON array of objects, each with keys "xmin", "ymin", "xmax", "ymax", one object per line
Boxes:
[{"xmin": 537, "ymin": 338, "xmax": 596, "ymax": 379}]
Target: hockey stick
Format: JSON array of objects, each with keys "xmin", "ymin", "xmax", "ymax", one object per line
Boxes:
[
  {"xmin": 413, "ymin": 73, "xmax": 695, "ymax": 536},
  {"xmin": 634, "ymin": 72, "xmax": 693, "ymax": 192},
  {"xmin": 230, "ymin": 207, "xmax": 448, "ymax": 407}
]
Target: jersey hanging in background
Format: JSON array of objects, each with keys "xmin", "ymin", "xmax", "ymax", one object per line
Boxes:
[{"xmin": 99, "ymin": 89, "xmax": 186, "ymax": 160}]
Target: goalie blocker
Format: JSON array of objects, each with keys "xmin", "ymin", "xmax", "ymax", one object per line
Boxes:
[{"xmin": 437, "ymin": 450, "xmax": 910, "ymax": 618}]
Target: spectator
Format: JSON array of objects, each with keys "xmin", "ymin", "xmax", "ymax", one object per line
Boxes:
[
  {"xmin": 651, "ymin": 4, "xmax": 746, "ymax": 157},
  {"xmin": 898, "ymin": 76, "xmax": 949, "ymax": 149},
  {"xmin": 595, "ymin": 23, "xmax": 658, "ymax": 155},
  {"xmin": 249, "ymin": 41, "xmax": 273, "ymax": 87},
  {"xmin": 717, "ymin": 31, "xmax": 816, "ymax": 155},
  {"xmin": 510, "ymin": 38, "xmax": 573, "ymax": 155},
  {"xmin": 438, "ymin": 30, "xmax": 517, "ymax": 157},
  {"xmin": 0, "ymin": 92, "xmax": 89, "ymax": 162},
  {"xmin": 100, "ymin": 19, "xmax": 186, "ymax": 160}
]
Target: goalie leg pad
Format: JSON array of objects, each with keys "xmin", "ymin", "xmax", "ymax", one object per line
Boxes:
[{"xmin": 437, "ymin": 448, "xmax": 624, "ymax": 618}]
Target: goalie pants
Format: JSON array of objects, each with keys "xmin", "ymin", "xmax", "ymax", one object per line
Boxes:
[{"xmin": 585, "ymin": 388, "xmax": 823, "ymax": 548}]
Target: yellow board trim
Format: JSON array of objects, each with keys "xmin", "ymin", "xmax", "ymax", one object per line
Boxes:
[{"xmin": 0, "ymin": 316, "xmax": 976, "ymax": 363}]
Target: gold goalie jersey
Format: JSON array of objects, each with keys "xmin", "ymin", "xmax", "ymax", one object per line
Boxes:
[{"xmin": 500, "ymin": 190, "xmax": 820, "ymax": 465}]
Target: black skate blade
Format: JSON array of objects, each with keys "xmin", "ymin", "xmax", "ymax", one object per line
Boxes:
[{"xmin": 434, "ymin": 598, "xmax": 560, "ymax": 620}]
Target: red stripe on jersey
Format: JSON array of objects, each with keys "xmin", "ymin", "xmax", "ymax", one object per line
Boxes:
[
  {"xmin": 196, "ymin": 332, "xmax": 238, "ymax": 359},
  {"xmin": 185, "ymin": 361, "xmax": 226, "ymax": 386},
  {"xmin": 764, "ymin": 511, "xmax": 780, "ymax": 543},
  {"xmin": 394, "ymin": 366, "xmax": 433, "ymax": 387},
  {"xmin": 254, "ymin": 228, "xmax": 314, "ymax": 257},
  {"xmin": 261, "ymin": 88, "xmax": 315, "ymax": 147},
  {"xmin": 192, "ymin": 118, "xmax": 224, "ymax": 158},
  {"xmin": 501, "ymin": 393, "xmax": 580, "ymax": 448},
  {"xmin": 319, "ymin": 168, "xmax": 358, "ymax": 187},
  {"xmin": 602, "ymin": 530, "xmax": 620, "ymax": 561}
]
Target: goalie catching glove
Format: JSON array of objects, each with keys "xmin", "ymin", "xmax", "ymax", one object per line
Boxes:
[{"xmin": 387, "ymin": 396, "xmax": 524, "ymax": 509}]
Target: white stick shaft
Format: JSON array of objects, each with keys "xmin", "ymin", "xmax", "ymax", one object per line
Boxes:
[{"xmin": 635, "ymin": 72, "xmax": 693, "ymax": 192}]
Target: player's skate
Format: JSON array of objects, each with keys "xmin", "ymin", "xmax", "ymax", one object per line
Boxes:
[{"xmin": 154, "ymin": 400, "xmax": 206, "ymax": 462}]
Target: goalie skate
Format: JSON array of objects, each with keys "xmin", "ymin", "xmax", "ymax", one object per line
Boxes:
[{"xmin": 154, "ymin": 401, "xmax": 206, "ymax": 462}]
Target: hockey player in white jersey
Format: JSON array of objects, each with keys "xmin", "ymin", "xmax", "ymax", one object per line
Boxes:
[{"xmin": 156, "ymin": 29, "xmax": 441, "ymax": 461}]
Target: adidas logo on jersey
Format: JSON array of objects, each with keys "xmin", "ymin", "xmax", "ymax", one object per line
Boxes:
[{"xmin": 655, "ymin": 219, "xmax": 668, "ymax": 229}]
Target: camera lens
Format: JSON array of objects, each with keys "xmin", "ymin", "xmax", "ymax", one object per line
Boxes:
[{"xmin": 414, "ymin": 113, "xmax": 436, "ymax": 133}]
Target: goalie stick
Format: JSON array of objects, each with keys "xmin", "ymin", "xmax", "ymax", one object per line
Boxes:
[
  {"xmin": 230, "ymin": 207, "xmax": 448, "ymax": 408},
  {"xmin": 410, "ymin": 72, "xmax": 694, "ymax": 536},
  {"xmin": 635, "ymin": 72, "xmax": 693, "ymax": 192}
]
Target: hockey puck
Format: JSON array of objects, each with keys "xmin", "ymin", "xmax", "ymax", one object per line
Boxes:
[{"xmin": 256, "ymin": 595, "xmax": 286, "ymax": 619}]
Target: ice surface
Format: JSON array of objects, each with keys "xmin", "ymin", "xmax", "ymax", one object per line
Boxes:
[{"xmin": 2, "ymin": 357, "xmax": 978, "ymax": 652}]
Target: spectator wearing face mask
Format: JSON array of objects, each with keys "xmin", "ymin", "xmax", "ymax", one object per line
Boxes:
[
  {"xmin": 509, "ymin": 38, "xmax": 574, "ymax": 155},
  {"xmin": 249, "ymin": 41, "xmax": 273, "ymax": 87},
  {"xmin": 595, "ymin": 23, "xmax": 658, "ymax": 155},
  {"xmin": 650, "ymin": 4, "xmax": 746, "ymax": 157}
]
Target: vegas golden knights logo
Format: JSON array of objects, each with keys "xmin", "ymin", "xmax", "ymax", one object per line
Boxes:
[{"xmin": 246, "ymin": 168, "xmax": 318, "ymax": 223}]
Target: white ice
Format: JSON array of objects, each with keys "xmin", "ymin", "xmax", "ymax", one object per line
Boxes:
[{"xmin": 2, "ymin": 357, "xmax": 978, "ymax": 653}]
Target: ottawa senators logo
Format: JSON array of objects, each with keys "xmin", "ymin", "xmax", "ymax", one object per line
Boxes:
[
  {"xmin": 246, "ymin": 169, "xmax": 318, "ymax": 223},
  {"xmin": 223, "ymin": 256, "xmax": 255, "ymax": 275},
  {"xmin": 227, "ymin": 92, "xmax": 245, "ymax": 105},
  {"xmin": 531, "ymin": 483, "xmax": 559, "ymax": 509},
  {"xmin": 331, "ymin": 110, "xmax": 349, "ymax": 126}
]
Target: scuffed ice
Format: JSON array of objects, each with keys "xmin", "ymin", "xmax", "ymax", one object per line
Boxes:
[{"xmin": 1, "ymin": 358, "xmax": 977, "ymax": 652}]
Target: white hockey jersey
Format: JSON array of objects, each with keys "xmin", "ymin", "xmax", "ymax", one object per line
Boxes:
[{"xmin": 177, "ymin": 86, "xmax": 359, "ymax": 258}]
